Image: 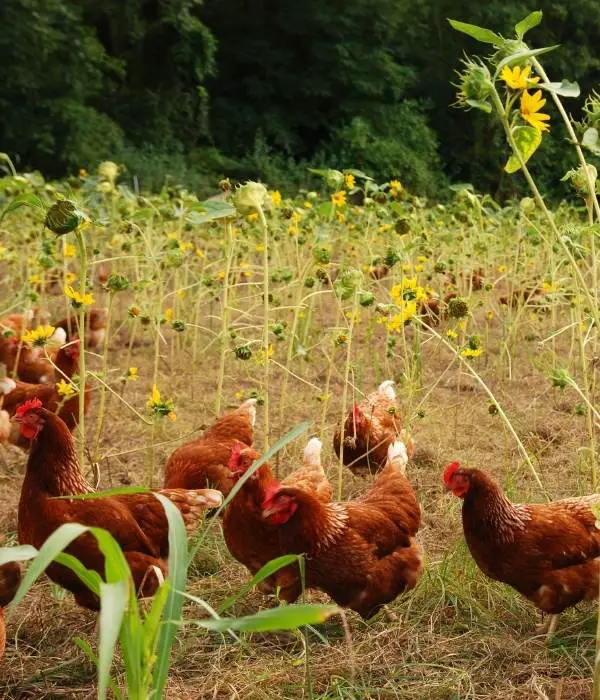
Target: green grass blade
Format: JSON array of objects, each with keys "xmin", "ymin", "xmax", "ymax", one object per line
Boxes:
[
  {"xmin": 196, "ymin": 604, "xmax": 339, "ymax": 633},
  {"xmin": 219, "ymin": 555, "xmax": 302, "ymax": 613},
  {"xmin": 54, "ymin": 552, "xmax": 103, "ymax": 596},
  {"xmin": 97, "ymin": 581, "xmax": 129, "ymax": 700},
  {"xmin": 52, "ymin": 486, "xmax": 150, "ymax": 500},
  {"xmin": 6, "ymin": 523, "xmax": 89, "ymax": 610},
  {"xmin": 0, "ymin": 544, "xmax": 38, "ymax": 565},
  {"xmin": 150, "ymin": 494, "xmax": 189, "ymax": 699}
]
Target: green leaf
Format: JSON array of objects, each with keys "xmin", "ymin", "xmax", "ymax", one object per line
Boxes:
[
  {"xmin": 505, "ymin": 126, "xmax": 542, "ymax": 174},
  {"xmin": 219, "ymin": 555, "xmax": 303, "ymax": 613},
  {"xmin": 515, "ymin": 11, "xmax": 543, "ymax": 40},
  {"xmin": 7, "ymin": 523, "xmax": 89, "ymax": 611},
  {"xmin": 44, "ymin": 200, "xmax": 89, "ymax": 236},
  {"xmin": 197, "ymin": 604, "xmax": 339, "ymax": 633},
  {"xmin": 447, "ymin": 19, "xmax": 503, "ymax": 45},
  {"xmin": 0, "ymin": 545, "xmax": 38, "ymax": 566},
  {"xmin": 466, "ymin": 98, "xmax": 492, "ymax": 114},
  {"xmin": 97, "ymin": 581, "xmax": 128, "ymax": 700},
  {"xmin": 151, "ymin": 495, "xmax": 189, "ymax": 698},
  {"xmin": 539, "ymin": 80, "xmax": 580, "ymax": 98},
  {"xmin": 582, "ymin": 128, "xmax": 600, "ymax": 156},
  {"xmin": 494, "ymin": 46, "xmax": 558, "ymax": 79},
  {"xmin": 4, "ymin": 193, "xmax": 44, "ymax": 215},
  {"xmin": 54, "ymin": 552, "xmax": 103, "ymax": 597},
  {"xmin": 53, "ymin": 486, "xmax": 150, "ymax": 500},
  {"xmin": 187, "ymin": 199, "xmax": 236, "ymax": 225}
]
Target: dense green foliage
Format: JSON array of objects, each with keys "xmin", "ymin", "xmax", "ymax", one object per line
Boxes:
[{"xmin": 1, "ymin": 0, "xmax": 599, "ymax": 196}]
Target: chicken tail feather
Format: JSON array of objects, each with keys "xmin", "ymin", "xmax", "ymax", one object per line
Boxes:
[
  {"xmin": 387, "ymin": 441, "xmax": 408, "ymax": 474},
  {"xmin": 156, "ymin": 488, "xmax": 223, "ymax": 533}
]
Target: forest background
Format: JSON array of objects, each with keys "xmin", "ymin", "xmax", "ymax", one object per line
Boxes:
[{"xmin": 1, "ymin": 0, "xmax": 599, "ymax": 198}]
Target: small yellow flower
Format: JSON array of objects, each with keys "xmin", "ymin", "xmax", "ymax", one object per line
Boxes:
[
  {"xmin": 168, "ymin": 411, "xmax": 177, "ymax": 422},
  {"xmin": 446, "ymin": 329, "xmax": 458, "ymax": 340},
  {"xmin": 28, "ymin": 274, "xmax": 42, "ymax": 286},
  {"xmin": 247, "ymin": 212, "xmax": 259, "ymax": 222},
  {"xmin": 65, "ymin": 284, "xmax": 94, "ymax": 308},
  {"xmin": 336, "ymin": 211, "xmax": 345, "ymax": 223},
  {"xmin": 234, "ymin": 390, "xmax": 245, "ymax": 401},
  {"xmin": 415, "ymin": 264, "xmax": 424, "ymax": 273},
  {"xmin": 461, "ymin": 347, "xmax": 483, "ymax": 358},
  {"xmin": 542, "ymin": 281, "xmax": 558, "ymax": 293},
  {"xmin": 271, "ymin": 190, "xmax": 282, "ymax": 206},
  {"xmin": 416, "ymin": 255, "xmax": 427, "ymax": 263},
  {"xmin": 164, "ymin": 308, "xmax": 174, "ymax": 322},
  {"xmin": 56, "ymin": 379, "xmax": 76, "ymax": 398},
  {"xmin": 180, "ymin": 241, "xmax": 193, "ymax": 253},
  {"xmin": 378, "ymin": 223, "xmax": 392, "ymax": 233},
  {"xmin": 127, "ymin": 367, "xmax": 138, "ymax": 381},
  {"xmin": 345, "ymin": 173, "xmax": 355, "ymax": 189},
  {"xmin": 486, "ymin": 311, "xmax": 494, "ymax": 322},
  {"xmin": 79, "ymin": 168, "xmax": 87, "ymax": 178},
  {"xmin": 64, "ymin": 271, "xmax": 77, "ymax": 284},
  {"xmin": 520, "ymin": 90, "xmax": 550, "ymax": 132},
  {"xmin": 256, "ymin": 244, "xmax": 265, "ymax": 253},
  {"xmin": 196, "ymin": 248, "xmax": 205, "ymax": 259},
  {"xmin": 147, "ymin": 384, "xmax": 176, "ymax": 419},
  {"xmin": 217, "ymin": 270, "xmax": 226, "ymax": 280},
  {"xmin": 288, "ymin": 225, "xmax": 300, "ymax": 236},
  {"xmin": 64, "ymin": 243, "xmax": 77, "ymax": 258},
  {"xmin": 22, "ymin": 325, "xmax": 56, "ymax": 348},
  {"xmin": 501, "ymin": 65, "xmax": 540, "ymax": 90},
  {"xmin": 331, "ymin": 191, "xmax": 346, "ymax": 207},
  {"xmin": 389, "ymin": 180, "xmax": 402, "ymax": 197},
  {"xmin": 497, "ymin": 265, "xmax": 507, "ymax": 273},
  {"xmin": 176, "ymin": 289, "xmax": 185, "ymax": 299},
  {"xmin": 303, "ymin": 201, "xmax": 313, "ymax": 209}
]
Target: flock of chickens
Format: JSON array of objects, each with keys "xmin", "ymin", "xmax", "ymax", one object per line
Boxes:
[{"xmin": 1, "ymin": 309, "xmax": 600, "ymax": 666}]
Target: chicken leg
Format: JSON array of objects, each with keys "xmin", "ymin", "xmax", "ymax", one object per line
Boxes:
[{"xmin": 535, "ymin": 613, "xmax": 560, "ymax": 637}]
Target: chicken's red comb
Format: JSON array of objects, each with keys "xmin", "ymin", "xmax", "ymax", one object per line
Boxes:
[
  {"xmin": 15, "ymin": 397, "xmax": 43, "ymax": 417},
  {"xmin": 443, "ymin": 461, "xmax": 461, "ymax": 485},
  {"xmin": 228, "ymin": 441, "xmax": 246, "ymax": 471}
]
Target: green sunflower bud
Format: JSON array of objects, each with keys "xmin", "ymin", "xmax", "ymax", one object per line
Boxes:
[
  {"xmin": 455, "ymin": 58, "xmax": 493, "ymax": 113},
  {"xmin": 234, "ymin": 181, "xmax": 268, "ymax": 210},
  {"xmin": 44, "ymin": 200, "xmax": 88, "ymax": 236}
]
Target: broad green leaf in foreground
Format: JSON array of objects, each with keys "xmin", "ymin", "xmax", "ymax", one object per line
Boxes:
[{"xmin": 505, "ymin": 126, "xmax": 542, "ymax": 174}]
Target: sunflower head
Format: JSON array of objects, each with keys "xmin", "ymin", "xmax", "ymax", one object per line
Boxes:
[{"xmin": 520, "ymin": 90, "xmax": 551, "ymax": 132}]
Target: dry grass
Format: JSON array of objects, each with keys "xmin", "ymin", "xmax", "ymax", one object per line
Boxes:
[{"xmin": 0, "ymin": 301, "xmax": 596, "ymax": 699}]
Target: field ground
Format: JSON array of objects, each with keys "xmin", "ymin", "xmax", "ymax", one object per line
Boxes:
[{"xmin": 0, "ymin": 295, "xmax": 596, "ymax": 699}]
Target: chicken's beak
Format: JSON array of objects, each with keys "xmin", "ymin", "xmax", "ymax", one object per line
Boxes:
[{"xmin": 10, "ymin": 414, "xmax": 22, "ymax": 424}]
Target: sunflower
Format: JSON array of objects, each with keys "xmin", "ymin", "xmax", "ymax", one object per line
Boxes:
[
  {"xmin": 331, "ymin": 191, "xmax": 346, "ymax": 207},
  {"xmin": 520, "ymin": 90, "xmax": 550, "ymax": 132},
  {"xmin": 500, "ymin": 65, "xmax": 540, "ymax": 91}
]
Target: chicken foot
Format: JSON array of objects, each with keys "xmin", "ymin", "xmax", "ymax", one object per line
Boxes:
[{"xmin": 535, "ymin": 613, "xmax": 560, "ymax": 637}]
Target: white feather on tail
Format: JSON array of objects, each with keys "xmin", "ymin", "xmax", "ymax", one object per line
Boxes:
[
  {"xmin": 51, "ymin": 327, "xmax": 67, "ymax": 345},
  {"xmin": 239, "ymin": 398, "xmax": 257, "ymax": 426},
  {"xmin": 0, "ymin": 409, "xmax": 10, "ymax": 442},
  {"xmin": 387, "ymin": 440, "xmax": 408, "ymax": 474},
  {"xmin": 378, "ymin": 380, "xmax": 396, "ymax": 401},
  {"xmin": 0, "ymin": 378, "xmax": 16, "ymax": 396},
  {"xmin": 303, "ymin": 437, "xmax": 322, "ymax": 466}
]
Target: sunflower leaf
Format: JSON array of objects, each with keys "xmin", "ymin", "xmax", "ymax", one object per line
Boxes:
[
  {"xmin": 515, "ymin": 11, "xmax": 543, "ymax": 40},
  {"xmin": 447, "ymin": 19, "xmax": 503, "ymax": 46},
  {"xmin": 505, "ymin": 126, "xmax": 542, "ymax": 174}
]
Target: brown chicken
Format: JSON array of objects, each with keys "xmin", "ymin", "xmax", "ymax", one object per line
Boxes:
[
  {"xmin": 223, "ymin": 437, "xmax": 331, "ymax": 599},
  {"xmin": 15, "ymin": 400, "xmax": 222, "ymax": 610},
  {"xmin": 0, "ymin": 561, "xmax": 21, "ymax": 662},
  {"xmin": 444, "ymin": 461, "xmax": 600, "ymax": 635},
  {"xmin": 334, "ymin": 380, "xmax": 414, "ymax": 474},
  {"xmin": 262, "ymin": 441, "xmax": 423, "ymax": 618},
  {"xmin": 0, "ymin": 340, "xmax": 90, "ymax": 442},
  {"xmin": 54, "ymin": 308, "xmax": 107, "ymax": 349},
  {"xmin": 163, "ymin": 398, "xmax": 257, "ymax": 494}
]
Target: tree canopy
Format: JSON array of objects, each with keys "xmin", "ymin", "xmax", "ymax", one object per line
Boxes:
[{"xmin": 1, "ymin": 0, "xmax": 599, "ymax": 197}]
